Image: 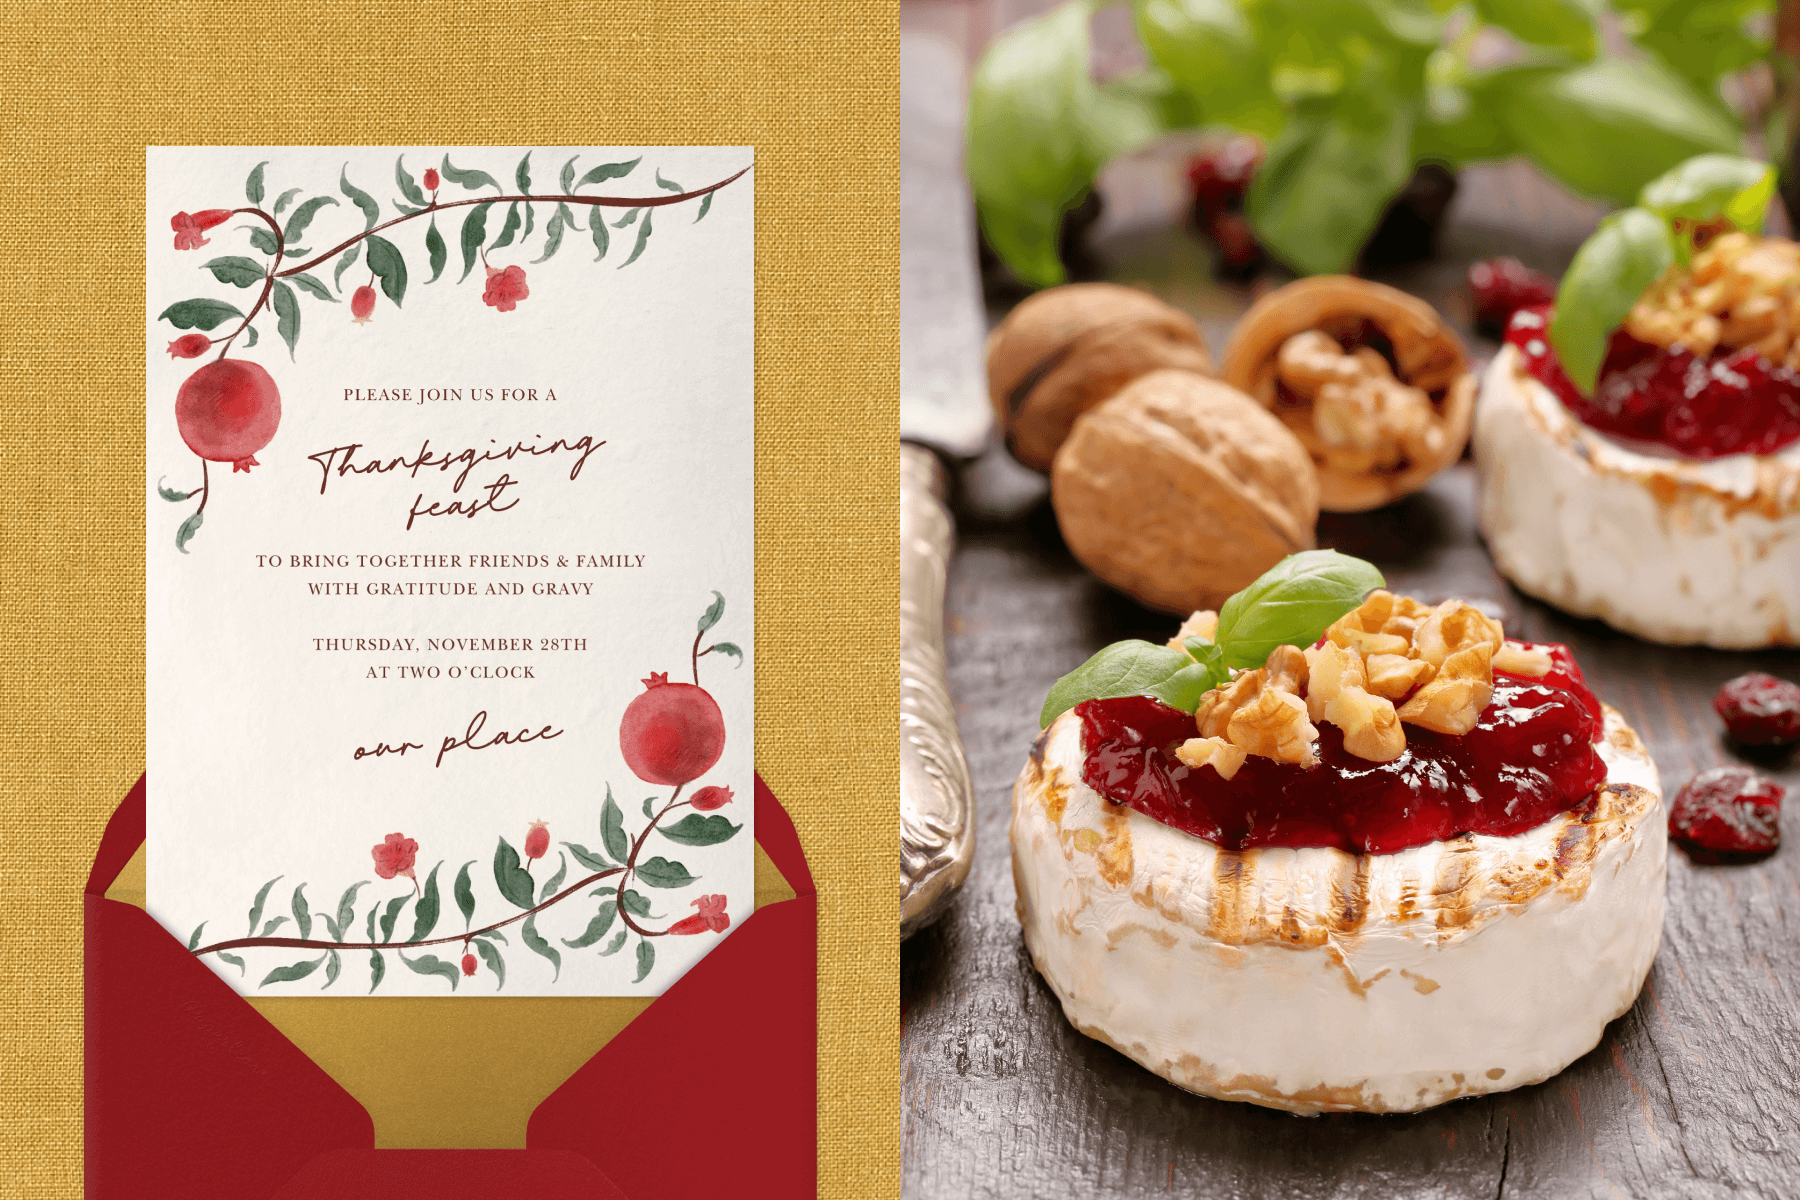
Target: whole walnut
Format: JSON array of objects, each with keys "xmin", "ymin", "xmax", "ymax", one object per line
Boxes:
[
  {"xmin": 987, "ymin": 283, "xmax": 1214, "ymax": 471},
  {"xmin": 1051, "ymin": 370, "xmax": 1319, "ymax": 613}
]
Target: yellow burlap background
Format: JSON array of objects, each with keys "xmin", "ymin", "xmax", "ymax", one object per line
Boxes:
[{"xmin": 0, "ymin": 5, "xmax": 898, "ymax": 1197}]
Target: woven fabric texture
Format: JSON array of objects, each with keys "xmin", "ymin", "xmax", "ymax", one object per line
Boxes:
[{"xmin": 0, "ymin": 5, "xmax": 899, "ymax": 1197}]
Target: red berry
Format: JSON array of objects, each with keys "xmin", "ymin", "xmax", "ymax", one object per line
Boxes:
[
  {"xmin": 1668, "ymin": 766, "xmax": 1784, "ymax": 859},
  {"xmin": 1185, "ymin": 136, "xmax": 1262, "ymax": 215},
  {"xmin": 176, "ymin": 359, "xmax": 281, "ymax": 473},
  {"xmin": 424, "ymin": 168, "xmax": 440, "ymax": 191},
  {"xmin": 524, "ymin": 820, "xmax": 550, "ymax": 860},
  {"xmin": 1206, "ymin": 211, "xmax": 1260, "ymax": 270},
  {"xmin": 620, "ymin": 672, "xmax": 726, "ymax": 786},
  {"xmin": 462, "ymin": 953, "xmax": 477, "ymax": 977},
  {"xmin": 1714, "ymin": 672, "xmax": 1800, "ymax": 745},
  {"xmin": 1468, "ymin": 257, "xmax": 1556, "ymax": 331},
  {"xmin": 351, "ymin": 285, "xmax": 376, "ymax": 324},
  {"xmin": 167, "ymin": 334, "xmax": 211, "ymax": 359},
  {"xmin": 690, "ymin": 785, "xmax": 734, "ymax": 812}
]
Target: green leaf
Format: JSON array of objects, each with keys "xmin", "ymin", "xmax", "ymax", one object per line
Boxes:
[
  {"xmin": 1479, "ymin": 58, "xmax": 1739, "ymax": 208},
  {"xmin": 203, "ymin": 256, "xmax": 267, "ymax": 288},
  {"xmin": 1548, "ymin": 206, "xmax": 1676, "ymax": 393},
  {"xmin": 660, "ymin": 814, "xmax": 741, "ymax": 847},
  {"xmin": 379, "ymin": 894, "xmax": 408, "ymax": 942},
  {"xmin": 474, "ymin": 926, "xmax": 509, "ymax": 944},
  {"xmin": 558, "ymin": 200, "xmax": 583, "ymax": 232},
  {"xmin": 259, "ymin": 954, "xmax": 326, "ymax": 987},
  {"xmin": 454, "ymin": 860, "xmax": 477, "ymax": 926},
  {"xmin": 282, "ymin": 195, "xmax": 339, "ymax": 247},
  {"xmin": 424, "ymin": 217, "xmax": 447, "ymax": 284},
  {"xmin": 246, "ymin": 160, "xmax": 268, "ymax": 206},
  {"xmin": 320, "ymin": 913, "xmax": 341, "ymax": 942},
  {"xmin": 654, "ymin": 168, "xmax": 683, "ymax": 192},
  {"xmin": 705, "ymin": 641, "xmax": 742, "ymax": 666},
  {"xmin": 600, "ymin": 928, "xmax": 629, "ymax": 956},
  {"xmin": 323, "ymin": 949, "xmax": 341, "ymax": 989},
  {"xmin": 368, "ymin": 949, "xmax": 385, "ymax": 992},
  {"xmin": 159, "ymin": 298, "xmax": 244, "ymax": 331},
  {"xmin": 1472, "ymin": 0, "xmax": 1596, "ymax": 57},
  {"xmin": 562, "ymin": 904, "xmax": 617, "ymax": 948},
  {"xmin": 591, "ymin": 207, "xmax": 610, "ymax": 260},
  {"xmin": 157, "ymin": 478, "xmax": 192, "ymax": 502},
  {"xmin": 1638, "ymin": 153, "xmax": 1775, "ymax": 233},
  {"xmin": 492, "ymin": 201, "xmax": 522, "ymax": 250},
  {"xmin": 1215, "ymin": 550, "xmax": 1388, "ymax": 668},
  {"xmin": 272, "ymin": 187, "xmax": 302, "ymax": 216},
  {"xmin": 1040, "ymin": 641, "xmax": 1221, "ymax": 728},
  {"xmin": 364, "ymin": 234, "xmax": 407, "ymax": 307},
  {"xmin": 244, "ymin": 325, "xmax": 258, "ymax": 347},
  {"xmin": 395, "ymin": 155, "xmax": 428, "ymax": 207},
  {"xmin": 634, "ymin": 939, "xmax": 655, "ymax": 984},
  {"xmin": 560, "ymin": 154, "xmax": 580, "ymax": 194},
  {"xmin": 1616, "ymin": 0, "xmax": 1769, "ymax": 95},
  {"xmin": 576, "ymin": 157, "xmax": 639, "ymax": 187},
  {"xmin": 187, "ymin": 921, "xmax": 206, "ymax": 951},
  {"xmin": 515, "ymin": 151, "xmax": 532, "ymax": 193},
  {"xmin": 636, "ymin": 856, "xmax": 697, "ymax": 889},
  {"xmin": 215, "ymin": 952, "xmax": 246, "ymax": 977},
  {"xmin": 601, "ymin": 786, "xmax": 630, "ymax": 863},
  {"xmin": 522, "ymin": 200, "xmax": 535, "ymax": 243},
  {"xmin": 1183, "ymin": 636, "xmax": 1227, "ymax": 687},
  {"xmin": 398, "ymin": 949, "xmax": 459, "ymax": 991},
  {"xmin": 642, "ymin": 796, "xmax": 657, "ymax": 820},
  {"xmin": 621, "ymin": 889, "xmax": 654, "ymax": 918},
  {"xmin": 698, "ymin": 590, "xmax": 725, "ymax": 633},
  {"xmin": 613, "ymin": 207, "xmax": 641, "ymax": 229},
  {"xmin": 245, "ymin": 225, "xmax": 279, "ymax": 256},
  {"xmin": 474, "ymin": 937, "xmax": 505, "ymax": 988},
  {"xmin": 366, "ymin": 901, "xmax": 379, "ymax": 942},
  {"xmin": 563, "ymin": 841, "xmax": 613, "ymax": 871},
  {"xmin": 291, "ymin": 884, "xmax": 312, "ymax": 939},
  {"xmin": 591, "ymin": 885, "xmax": 618, "ymax": 898},
  {"xmin": 331, "ymin": 882, "xmax": 367, "ymax": 944},
  {"xmin": 175, "ymin": 510, "xmax": 204, "ymax": 554},
  {"xmin": 247, "ymin": 875, "xmax": 282, "ymax": 936},
  {"xmin": 340, "ymin": 166, "xmax": 379, "ymax": 231},
  {"xmin": 1133, "ymin": 0, "xmax": 1283, "ymax": 138},
  {"xmin": 409, "ymin": 862, "xmax": 443, "ymax": 942},
  {"xmin": 695, "ymin": 193, "xmax": 713, "ymax": 223},
  {"xmin": 259, "ymin": 916, "xmax": 287, "ymax": 937},
  {"xmin": 619, "ymin": 207, "xmax": 654, "ymax": 267},
  {"xmin": 521, "ymin": 914, "xmax": 561, "ymax": 981},
  {"xmin": 270, "ymin": 280, "xmax": 300, "ymax": 361},
  {"xmin": 333, "ymin": 242, "xmax": 363, "ymax": 291},
  {"xmin": 494, "ymin": 838, "xmax": 536, "ymax": 909},
  {"xmin": 539, "ymin": 852, "xmax": 568, "ymax": 903},
  {"xmin": 441, "ymin": 154, "xmax": 503, "ymax": 193},
  {"xmin": 459, "ymin": 202, "xmax": 493, "ymax": 282},
  {"xmin": 532, "ymin": 206, "xmax": 566, "ymax": 263},
  {"xmin": 288, "ymin": 272, "xmax": 337, "ymax": 302}
]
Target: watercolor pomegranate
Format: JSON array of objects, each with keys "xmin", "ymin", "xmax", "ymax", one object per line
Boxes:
[
  {"xmin": 351, "ymin": 285, "xmax": 376, "ymax": 324},
  {"xmin": 620, "ymin": 672, "xmax": 725, "ymax": 786},
  {"xmin": 690, "ymin": 785, "xmax": 734, "ymax": 812},
  {"xmin": 175, "ymin": 359, "xmax": 281, "ymax": 473},
  {"xmin": 524, "ymin": 819, "xmax": 550, "ymax": 860}
]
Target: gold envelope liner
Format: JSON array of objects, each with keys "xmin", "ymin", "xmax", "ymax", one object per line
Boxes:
[{"xmin": 105, "ymin": 842, "xmax": 798, "ymax": 1148}]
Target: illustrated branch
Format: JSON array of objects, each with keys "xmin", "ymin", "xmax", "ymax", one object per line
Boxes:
[
  {"xmin": 216, "ymin": 207, "xmax": 284, "ymax": 360},
  {"xmin": 616, "ymin": 785, "xmax": 688, "ymax": 938}
]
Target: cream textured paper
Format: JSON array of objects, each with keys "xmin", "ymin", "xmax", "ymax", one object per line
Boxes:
[{"xmin": 0, "ymin": 4, "xmax": 898, "ymax": 1196}]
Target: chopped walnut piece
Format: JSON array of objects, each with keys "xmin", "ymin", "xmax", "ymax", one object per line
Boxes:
[
  {"xmin": 1412, "ymin": 600, "xmax": 1504, "ymax": 669},
  {"xmin": 1492, "ymin": 641, "xmax": 1552, "ymax": 678},
  {"xmin": 1323, "ymin": 686, "xmax": 1406, "ymax": 762},
  {"xmin": 1166, "ymin": 609, "xmax": 1220, "ymax": 650},
  {"xmin": 1364, "ymin": 652, "xmax": 1434, "ymax": 700},
  {"xmin": 1194, "ymin": 668, "xmax": 1264, "ymax": 739},
  {"xmin": 1176, "ymin": 736, "xmax": 1248, "ymax": 780},
  {"xmin": 1302, "ymin": 641, "xmax": 1365, "ymax": 723},
  {"xmin": 1265, "ymin": 644, "xmax": 1309, "ymax": 693},
  {"xmin": 1397, "ymin": 642, "xmax": 1495, "ymax": 735},
  {"xmin": 1227, "ymin": 686, "xmax": 1319, "ymax": 765},
  {"xmin": 1625, "ymin": 232, "xmax": 1800, "ymax": 363},
  {"xmin": 1330, "ymin": 626, "xmax": 1411, "ymax": 658},
  {"xmin": 1277, "ymin": 331, "xmax": 1447, "ymax": 474}
]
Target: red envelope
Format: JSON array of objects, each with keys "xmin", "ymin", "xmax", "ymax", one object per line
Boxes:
[{"xmin": 85, "ymin": 773, "xmax": 815, "ymax": 1199}]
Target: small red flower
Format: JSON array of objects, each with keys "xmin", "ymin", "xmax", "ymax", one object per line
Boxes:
[
  {"xmin": 667, "ymin": 893, "xmax": 730, "ymax": 935},
  {"xmin": 423, "ymin": 168, "xmax": 441, "ymax": 191},
  {"xmin": 351, "ymin": 285, "xmax": 376, "ymax": 324},
  {"xmin": 482, "ymin": 264, "xmax": 530, "ymax": 313},
  {"xmin": 371, "ymin": 832, "xmax": 418, "ymax": 881},
  {"xmin": 462, "ymin": 952, "xmax": 478, "ymax": 977},
  {"xmin": 524, "ymin": 819, "xmax": 550, "ymax": 860},
  {"xmin": 166, "ymin": 334, "xmax": 211, "ymax": 359},
  {"xmin": 690, "ymin": 785, "xmax": 734, "ymax": 812},
  {"xmin": 171, "ymin": 209, "xmax": 231, "ymax": 250}
]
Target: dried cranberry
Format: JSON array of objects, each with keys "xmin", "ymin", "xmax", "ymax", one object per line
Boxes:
[
  {"xmin": 1714, "ymin": 672, "xmax": 1800, "ymax": 745},
  {"xmin": 1468, "ymin": 257, "xmax": 1555, "ymax": 333},
  {"xmin": 1506, "ymin": 304, "xmax": 1800, "ymax": 458},
  {"xmin": 1668, "ymin": 766, "xmax": 1784, "ymax": 859}
]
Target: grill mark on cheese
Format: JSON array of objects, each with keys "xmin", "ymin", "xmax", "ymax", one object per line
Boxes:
[
  {"xmin": 1329, "ymin": 855, "xmax": 1372, "ymax": 935},
  {"xmin": 1431, "ymin": 834, "xmax": 1480, "ymax": 934},
  {"xmin": 1401, "ymin": 969, "xmax": 1441, "ymax": 994},
  {"xmin": 1096, "ymin": 809, "xmax": 1133, "ymax": 885},
  {"xmin": 1207, "ymin": 850, "xmax": 1252, "ymax": 943}
]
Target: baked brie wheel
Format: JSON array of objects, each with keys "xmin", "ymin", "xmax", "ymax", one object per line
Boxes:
[
  {"xmin": 1010, "ymin": 702, "xmax": 1664, "ymax": 1115},
  {"xmin": 1475, "ymin": 343, "xmax": 1800, "ymax": 649}
]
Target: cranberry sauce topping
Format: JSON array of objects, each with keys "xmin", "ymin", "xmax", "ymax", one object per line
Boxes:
[
  {"xmin": 1505, "ymin": 304, "xmax": 1800, "ymax": 458},
  {"xmin": 1076, "ymin": 643, "xmax": 1607, "ymax": 856}
]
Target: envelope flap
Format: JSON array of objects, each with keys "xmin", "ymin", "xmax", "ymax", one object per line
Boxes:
[
  {"xmin": 87, "ymin": 774, "xmax": 146, "ymax": 896},
  {"xmin": 754, "ymin": 774, "xmax": 814, "ymax": 897}
]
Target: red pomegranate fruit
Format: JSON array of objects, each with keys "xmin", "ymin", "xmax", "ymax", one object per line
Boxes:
[
  {"xmin": 175, "ymin": 358, "xmax": 281, "ymax": 473},
  {"xmin": 524, "ymin": 819, "xmax": 550, "ymax": 860},
  {"xmin": 352, "ymin": 285, "xmax": 376, "ymax": 324},
  {"xmin": 620, "ymin": 671, "xmax": 725, "ymax": 786}
]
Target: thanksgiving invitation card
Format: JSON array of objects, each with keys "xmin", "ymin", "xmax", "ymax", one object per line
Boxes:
[{"xmin": 146, "ymin": 146, "xmax": 754, "ymax": 998}]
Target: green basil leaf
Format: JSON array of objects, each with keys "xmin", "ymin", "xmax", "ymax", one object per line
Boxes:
[
  {"xmin": 1214, "ymin": 550, "xmax": 1386, "ymax": 669},
  {"xmin": 1615, "ymin": 0, "xmax": 1768, "ymax": 95},
  {"xmin": 1134, "ymin": 0, "xmax": 1283, "ymax": 138},
  {"xmin": 1472, "ymin": 0, "xmax": 1596, "ymax": 58},
  {"xmin": 1638, "ymin": 153, "xmax": 1775, "ymax": 233},
  {"xmin": 1547, "ymin": 206, "xmax": 1675, "ymax": 393},
  {"xmin": 1039, "ymin": 640, "xmax": 1220, "ymax": 729}
]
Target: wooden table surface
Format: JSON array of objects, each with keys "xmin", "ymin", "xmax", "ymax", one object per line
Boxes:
[{"xmin": 899, "ymin": 162, "xmax": 1800, "ymax": 1198}]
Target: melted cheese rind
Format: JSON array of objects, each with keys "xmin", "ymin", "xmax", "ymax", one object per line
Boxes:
[
  {"xmin": 1010, "ymin": 704, "xmax": 1664, "ymax": 1115},
  {"xmin": 1474, "ymin": 343, "xmax": 1800, "ymax": 648}
]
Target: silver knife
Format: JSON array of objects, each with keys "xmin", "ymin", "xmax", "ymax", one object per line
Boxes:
[{"xmin": 900, "ymin": 25, "xmax": 989, "ymax": 939}]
